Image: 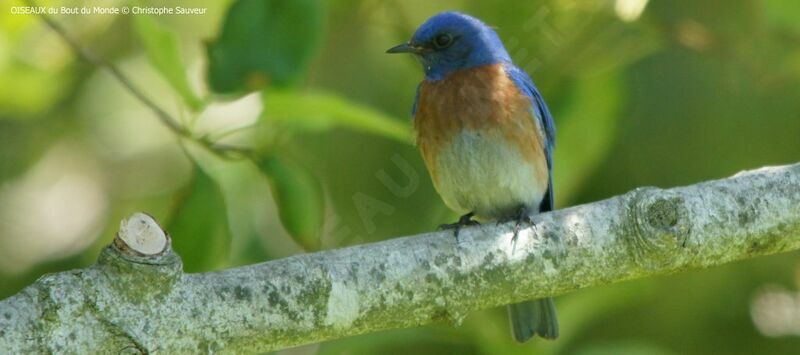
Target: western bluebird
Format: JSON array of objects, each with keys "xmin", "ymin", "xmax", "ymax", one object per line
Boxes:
[{"xmin": 387, "ymin": 12, "xmax": 558, "ymax": 342}]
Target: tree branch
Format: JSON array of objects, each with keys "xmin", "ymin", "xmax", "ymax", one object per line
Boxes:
[{"xmin": 2, "ymin": 163, "xmax": 799, "ymax": 353}]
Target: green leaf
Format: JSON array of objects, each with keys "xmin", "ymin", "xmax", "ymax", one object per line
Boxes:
[
  {"xmin": 257, "ymin": 155, "xmax": 324, "ymax": 251},
  {"xmin": 261, "ymin": 90, "xmax": 412, "ymax": 143},
  {"xmin": 166, "ymin": 166, "xmax": 230, "ymax": 272},
  {"xmin": 207, "ymin": 0, "xmax": 324, "ymax": 93},
  {"xmin": 132, "ymin": 14, "xmax": 203, "ymax": 111}
]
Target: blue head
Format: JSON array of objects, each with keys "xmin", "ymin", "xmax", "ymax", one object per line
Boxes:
[{"xmin": 387, "ymin": 12, "xmax": 511, "ymax": 81}]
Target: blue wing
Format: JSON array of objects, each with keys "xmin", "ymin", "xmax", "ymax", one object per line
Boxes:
[
  {"xmin": 505, "ymin": 64, "xmax": 556, "ymax": 164},
  {"xmin": 505, "ymin": 64, "xmax": 556, "ymax": 212}
]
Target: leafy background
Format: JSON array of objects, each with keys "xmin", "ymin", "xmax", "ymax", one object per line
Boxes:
[{"xmin": 1, "ymin": 0, "xmax": 800, "ymax": 354}]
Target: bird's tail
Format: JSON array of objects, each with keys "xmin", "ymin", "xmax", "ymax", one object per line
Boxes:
[{"xmin": 507, "ymin": 298, "xmax": 559, "ymax": 342}]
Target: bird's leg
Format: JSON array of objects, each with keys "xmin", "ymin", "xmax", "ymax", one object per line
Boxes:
[
  {"xmin": 439, "ymin": 212, "xmax": 480, "ymax": 243},
  {"xmin": 502, "ymin": 204, "xmax": 534, "ymax": 243}
]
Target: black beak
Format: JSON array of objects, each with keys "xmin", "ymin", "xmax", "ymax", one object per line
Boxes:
[{"xmin": 386, "ymin": 43, "xmax": 422, "ymax": 54}]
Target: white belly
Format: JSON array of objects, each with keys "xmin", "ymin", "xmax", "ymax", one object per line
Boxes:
[{"xmin": 431, "ymin": 129, "xmax": 547, "ymax": 219}]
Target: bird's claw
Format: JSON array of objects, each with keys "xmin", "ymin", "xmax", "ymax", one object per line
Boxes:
[
  {"xmin": 439, "ymin": 212, "xmax": 480, "ymax": 243},
  {"xmin": 500, "ymin": 205, "xmax": 535, "ymax": 243}
]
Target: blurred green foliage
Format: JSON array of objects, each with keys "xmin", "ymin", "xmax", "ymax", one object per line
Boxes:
[
  {"xmin": 166, "ymin": 166, "xmax": 230, "ymax": 272},
  {"xmin": 133, "ymin": 11, "xmax": 203, "ymax": 110},
  {"xmin": 260, "ymin": 89, "xmax": 411, "ymax": 143},
  {"xmin": 258, "ymin": 155, "xmax": 324, "ymax": 251},
  {"xmin": 1, "ymin": 0, "xmax": 799, "ymax": 354},
  {"xmin": 207, "ymin": 0, "xmax": 324, "ymax": 92}
]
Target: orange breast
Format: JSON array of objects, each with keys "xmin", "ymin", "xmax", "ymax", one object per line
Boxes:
[{"xmin": 414, "ymin": 64, "xmax": 547, "ymax": 185}]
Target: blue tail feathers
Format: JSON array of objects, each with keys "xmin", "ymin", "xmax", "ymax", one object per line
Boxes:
[{"xmin": 508, "ymin": 298, "xmax": 559, "ymax": 342}]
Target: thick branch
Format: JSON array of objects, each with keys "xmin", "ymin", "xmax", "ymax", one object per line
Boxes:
[{"xmin": 2, "ymin": 163, "xmax": 799, "ymax": 353}]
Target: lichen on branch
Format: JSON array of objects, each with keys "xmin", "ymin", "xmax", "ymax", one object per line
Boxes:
[{"xmin": 1, "ymin": 163, "xmax": 799, "ymax": 353}]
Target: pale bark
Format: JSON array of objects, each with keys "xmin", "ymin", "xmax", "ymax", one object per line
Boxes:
[{"xmin": 1, "ymin": 163, "xmax": 799, "ymax": 354}]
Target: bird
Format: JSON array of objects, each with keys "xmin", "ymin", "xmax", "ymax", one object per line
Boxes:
[{"xmin": 387, "ymin": 12, "xmax": 559, "ymax": 342}]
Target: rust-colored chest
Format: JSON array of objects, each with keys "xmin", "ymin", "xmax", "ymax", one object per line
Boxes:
[
  {"xmin": 413, "ymin": 64, "xmax": 545, "ymax": 171},
  {"xmin": 412, "ymin": 64, "xmax": 550, "ymax": 217}
]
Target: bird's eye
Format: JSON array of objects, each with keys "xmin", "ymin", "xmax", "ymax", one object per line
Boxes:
[{"xmin": 433, "ymin": 33, "xmax": 454, "ymax": 48}]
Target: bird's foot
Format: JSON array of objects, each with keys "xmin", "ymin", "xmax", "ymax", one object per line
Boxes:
[
  {"xmin": 499, "ymin": 205, "xmax": 534, "ymax": 243},
  {"xmin": 439, "ymin": 212, "xmax": 480, "ymax": 243}
]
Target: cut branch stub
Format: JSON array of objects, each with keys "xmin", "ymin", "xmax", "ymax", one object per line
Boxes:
[
  {"xmin": 114, "ymin": 212, "xmax": 169, "ymax": 257},
  {"xmin": 102, "ymin": 212, "xmax": 183, "ymax": 300}
]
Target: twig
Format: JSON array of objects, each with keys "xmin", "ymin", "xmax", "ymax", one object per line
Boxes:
[{"xmin": 26, "ymin": 0, "xmax": 252, "ymax": 158}]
